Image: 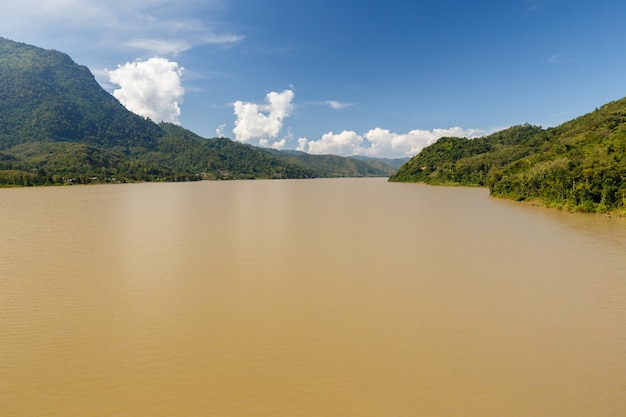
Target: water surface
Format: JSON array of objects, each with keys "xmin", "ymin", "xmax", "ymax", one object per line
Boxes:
[{"xmin": 1, "ymin": 178, "xmax": 625, "ymax": 416}]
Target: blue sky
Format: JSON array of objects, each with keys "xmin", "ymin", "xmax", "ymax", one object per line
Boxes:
[{"xmin": 2, "ymin": 0, "xmax": 626, "ymax": 158}]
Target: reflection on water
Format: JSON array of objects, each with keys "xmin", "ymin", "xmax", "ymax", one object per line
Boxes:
[{"xmin": 1, "ymin": 178, "xmax": 625, "ymax": 416}]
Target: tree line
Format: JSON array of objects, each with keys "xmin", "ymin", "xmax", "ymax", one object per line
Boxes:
[{"xmin": 390, "ymin": 99, "xmax": 626, "ymax": 214}]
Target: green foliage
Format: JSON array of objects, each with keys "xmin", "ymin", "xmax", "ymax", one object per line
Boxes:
[
  {"xmin": 390, "ymin": 106, "xmax": 626, "ymax": 214},
  {"xmin": 0, "ymin": 37, "xmax": 393, "ymax": 187},
  {"xmin": 0, "ymin": 38, "xmax": 161, "ymax": 150},
  {"xmin": 390, "ymin": 124, "xmax": 541, "ymax": 185}
]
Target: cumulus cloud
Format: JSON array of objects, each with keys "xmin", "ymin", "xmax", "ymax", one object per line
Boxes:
[
  {"xmin": 107, "ymin": 57, "xmax": 185, "ymax": 124},
  {"xmin": 297, "ymin": 127, "xmax": 486, "ymax": 158},
  {"xmin": 298, "ymin": 130, "xmax": 363, "ymax": 155},
  {"xmin": 260, "ymin": 138, "xmax": 287, "ymax": 150},
  {"xmin": 232, "ymin": 90, "xmax": 295, "ymax": 147}
]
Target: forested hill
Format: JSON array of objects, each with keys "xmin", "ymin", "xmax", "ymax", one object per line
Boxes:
[
  {"xmin": 390, "ymin": 99, "xmax": 626, "ymax": 214},
  {"xmin": 0, "ymin": 37, "xmax": 393, "ymax": 185},
  {"xmin": 0, "ymin": 37, "xmax": 161, "ymax": 150}
]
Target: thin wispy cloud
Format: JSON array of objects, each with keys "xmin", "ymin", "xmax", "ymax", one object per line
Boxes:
[
  {"xmin": 325, "ymin": 100, "xmax": 355, "ymax": 110},
  {"xmin": 547, "ymin": 54, "xmax": 574, "ymax": 64},
  {"xmin": 306, "ymin": 100, "xmax": 355, "ymax": 110},
  {"xmin": 123, "ymin": 39, "xmax": 193, "ymax": 57},
  {"xmin": 0, "ymin": 0, "xmax": 243, "ymax": 57},
  {"xmin": 524, "ymin": 0, "xmax": 544, "ymax": 12}
]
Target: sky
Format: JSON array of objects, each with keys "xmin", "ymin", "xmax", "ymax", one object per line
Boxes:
[{"xmin": 2, "ymin": 0, "xmax": 626, "ymax": 158}]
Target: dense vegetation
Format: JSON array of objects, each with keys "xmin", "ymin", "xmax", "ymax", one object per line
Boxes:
[
  {"xmin": 0, "ymin": 37, "xmax": 394, "ymax": 186},
  {"xmin": 390, "ymin": 101, "xmax": 626, "ymax": 214}
]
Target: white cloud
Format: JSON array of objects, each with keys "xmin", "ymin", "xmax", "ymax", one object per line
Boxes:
[
  {"xmin": 325, "ymin": 100, "xmax": 354, "ymax": 110},
  {"xmin": 363, "ymin": 127, "xmax": 486, "ymax": 157},
  {"xmin": 232, "ymin": 90, "xmax": 295, "ymax": 145},
  {"xmin": 297, "ymin": 138, "xmax": 309, "ymax": 151},
  {"xmin": 259, "ymin": 138, "xmax": 287, "ymax": 150},
  {"xmin": 297, "ymin": 131, "xmax": 363, "ymax": 155},
  {"xmin": 0, "ymin": 0, "xmax": 243, "ymax": 57},
  {"xmin": 297, "ymin": 127, "xmax": 486, "ymax": 158},
  {"xmin": 271, "ymin": 138, "xmax": 287, "ymax": 150},
  {"xmin": 215, "ymin": 123, "xmax": 227, "ymax": 138},
  {"xmin": 306, "ymin": 100, "xmax": 355, "ymax": 110},
  {"xmin": 107, "ymin": 57, "xmax": 185, "ymax": 124},
  {"xmin": 123, "ymin": 39, "xmax": 193, "ymax": 56}
]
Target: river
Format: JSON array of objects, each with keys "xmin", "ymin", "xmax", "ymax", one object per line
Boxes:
[{"xmin": 1, "ymin": 178, "xmax": 625, "ymax": 416}]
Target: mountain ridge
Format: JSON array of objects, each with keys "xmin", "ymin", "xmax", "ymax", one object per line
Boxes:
[{"xmin": 0, "ymin": 37, "xmax": 394, "ymax": 185}]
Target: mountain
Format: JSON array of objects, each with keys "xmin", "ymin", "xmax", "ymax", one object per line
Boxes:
[
  {"xmin": 390, "ymin": 101, "xmax": 626, "ymax": 214},
  {"xmin": 261, "ymin": 148, "xmax": 397, "ymax": 177},
  {"xmin": 0, "ymin": 37, "xmax": 392, "ymax": 185},
  {"xmin": 350, "ymin": 155, "xmax": 410, "ymax": 170},
  {"xmin": 0, "ymin": 38, "xmax": 161, "ymax": 150}
]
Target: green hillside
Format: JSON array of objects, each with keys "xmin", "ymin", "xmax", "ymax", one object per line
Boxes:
[
  {"xmin": 390, "ymin": 100, "xmax": 626, "ymax": 214},
  {"xmin": 0, "ymin": 37, "xmax": 392, "ymax": 186},
  {"xmin": 0, "ymin": 37, "xmax": 161, "ymax": 150}
]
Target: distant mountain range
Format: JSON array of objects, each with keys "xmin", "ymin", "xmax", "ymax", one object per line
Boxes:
[
  {"xmin": 390, "ymin": 101, "xmax": 626, "ymax": 214},
  {"xmin": 5, "ymin": 38, "xmax": 623, "ymax": 215},
  {"xmin": 0, "ymin": 37, "xmax": 397, "ymax": 186},
  {"xmin": 350, "ymin": 155, "xmax": 410, "ymax": 170}
]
